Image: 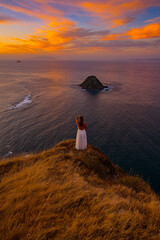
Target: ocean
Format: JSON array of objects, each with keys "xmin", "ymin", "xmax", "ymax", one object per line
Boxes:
[{"xmin": 0, "ymin": 60, "xmax": 160, "ymax": 192}]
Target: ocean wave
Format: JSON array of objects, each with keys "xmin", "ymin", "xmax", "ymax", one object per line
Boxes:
[
  {"xmin": 102, "ymin": 86, "xmax": 114, "ymax": 92},
  {"xmin": 11, "ymin": 95, "xmax": 32, "ymax": 109},
  {"xmin": 102, "ymin": 83, "xmax": 121, "ymax": 91},
  {"xmin": 5, "ymin": 151, "xmax": 13, "ymax": 157}
]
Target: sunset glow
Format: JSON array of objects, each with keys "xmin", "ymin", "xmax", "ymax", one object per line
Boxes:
[{"xmin": 0, "ymin": 0, "xmax": 160, "ymax": 59}]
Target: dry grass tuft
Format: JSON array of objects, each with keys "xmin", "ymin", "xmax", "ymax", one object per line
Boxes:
[{"xmin": 0, "ymin": 139, "xmax": 159, "ymax": 240}]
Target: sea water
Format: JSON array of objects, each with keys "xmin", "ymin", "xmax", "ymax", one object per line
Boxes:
[{"xmin": 0, "ymin": 60, "xmax": 160, "ymax": 192}]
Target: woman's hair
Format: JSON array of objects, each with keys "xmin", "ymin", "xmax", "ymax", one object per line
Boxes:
[{"xmin": 79, "ymin": 116, "xmax": 83, "ymax": 126}]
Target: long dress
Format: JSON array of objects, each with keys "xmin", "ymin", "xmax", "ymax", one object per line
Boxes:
[{"xmin": 75, "ymin": 129, "xmax": 87, "ymax": 150}]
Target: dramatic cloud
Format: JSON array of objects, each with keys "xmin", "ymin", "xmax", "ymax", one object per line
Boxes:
[
  {"xmin": 127, "ymin": 23, "xmax": 160, "ymax": 39},
  {"xmin": 0, "ymin": 18, "xmax": 75, "ymax": 53},
  {"xmin": 80, "ymin": 0, "xmax": 160, "ymax": 26},
  {"xmin": 0, "ymin": 0, "xmax": 160, "ymax": 58},
  {"xmin": 102, "ymin": 23, "xmax": 160, "ymax": 41},
  {"xmin": 1, "ymin": 0, "xmax": 160, "ymax": 26}
]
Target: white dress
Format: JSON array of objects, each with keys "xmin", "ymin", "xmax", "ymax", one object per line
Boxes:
[{"xmin": 76, "ymin": 129, "xmax": 87, "ymax": 150}]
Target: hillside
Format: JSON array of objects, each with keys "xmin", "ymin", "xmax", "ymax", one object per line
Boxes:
[{"xmin": 0, "ymin": 139, "xmax": 160, "ymax": 240}]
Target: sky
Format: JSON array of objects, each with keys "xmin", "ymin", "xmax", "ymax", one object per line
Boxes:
[{"xmin": 0, "ymin": 0, "xmax": 160, "ymax": 60}]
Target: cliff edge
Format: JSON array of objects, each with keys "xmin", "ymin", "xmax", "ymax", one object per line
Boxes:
[{"xmin": 0, "ymin": 140, "xmax": 159, "ymax": 240}]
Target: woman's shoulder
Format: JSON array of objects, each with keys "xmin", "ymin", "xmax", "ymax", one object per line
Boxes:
[{"xmin": 83, "ymin": 122, "xmax": 87, "ymax": 128}]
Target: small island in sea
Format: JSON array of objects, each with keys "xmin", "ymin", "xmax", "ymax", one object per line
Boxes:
[
  {"xmin": 79, "ymin": 75, "xmax": 108, "ymax": 90},
  {"xmin": 0, "ymin": 139, "xmax": 160, "ymax": 240}
]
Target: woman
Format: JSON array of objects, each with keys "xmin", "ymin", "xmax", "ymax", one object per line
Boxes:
[{"xmin": 75, "ymin": 115, "xmax": 87, "ymax": 150}]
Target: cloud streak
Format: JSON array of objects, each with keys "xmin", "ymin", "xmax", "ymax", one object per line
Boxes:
[
  {"xmin": 0, "ymin": 14, "xmax": 20, "ymax": 24},
  {"xmin": 0, "ymin": 0, "xmax": 63, "ymax": 22},
  {"xmin": 61, "ymin": 28, "xmax": 110, "ymax": 38}
]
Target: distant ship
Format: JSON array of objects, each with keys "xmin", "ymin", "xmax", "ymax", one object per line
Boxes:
[{"xmin": 17, "ymin": 60, "xmax": 21, "ymax": 63}]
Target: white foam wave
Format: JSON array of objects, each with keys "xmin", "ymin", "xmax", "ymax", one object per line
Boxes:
[
  {"xmin": 11, "ymin": 95, "xmax": 32, "ymax": 109},
  {"xmin": 103, "ymin": 84, "xmax": 119, "ymax": 91},
  {"xmin": 5, "ymin": 151, "xmax": 13, "ymax": 157}
]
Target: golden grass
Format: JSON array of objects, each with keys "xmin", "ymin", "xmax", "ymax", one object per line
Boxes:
[{"xmin": 0, "ymin": 139, "xmax": 160, "ymax": 240}]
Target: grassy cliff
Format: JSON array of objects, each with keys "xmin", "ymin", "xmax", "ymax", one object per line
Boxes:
[{"xmin": 0, "ymin": 140, "xmax": 160, "ymax": 240}]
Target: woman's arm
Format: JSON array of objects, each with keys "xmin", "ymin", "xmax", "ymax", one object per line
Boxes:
[
  {"xmin": 76, "ymin": 115, "xmax": 82, "ymax": 118},
  {"xmin": 76, "ymin": 115, "xmax": 83, "ymax": 126},
  {"xmin": 76, "ymin": 115, "xmax": 80, "ymax": 125}
]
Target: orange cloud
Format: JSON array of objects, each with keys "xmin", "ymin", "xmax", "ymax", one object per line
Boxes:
[
  {"xmin": 0, "ymin": 36, "xmax": 67, "ymax": 54},
  {"xmin": 0, "ymin": 0, "xmax": 160, "ymax": 57},
  {"xmin": 127, "ymin": 23, "xmax": 160, "ymax": 39},
  {"xmin": 0, "ymin": 17, "xmax": 75, "ymax": 54},
  {"xmin": 80, "ymin": 0, "xmax": 160, "ymax": 26},
  {"xmin": 48, "ymin": 17, "xmax": 75, "ymax": 30},
  {"xmin": 101, "ymin": 33, "xmax": 122, "ymax": 41},
  {"xmin": 101, "ymin": 23, "xmax": 160, "ymax": 41}
]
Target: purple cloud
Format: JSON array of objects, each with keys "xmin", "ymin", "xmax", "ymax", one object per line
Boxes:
[
  {"xmin": 61, "ymin": 27, "xmax": 110, "ymax": 38},
  {"xmin": 0, "ymin": 14, "xmax": 20, "ymax": 23}
]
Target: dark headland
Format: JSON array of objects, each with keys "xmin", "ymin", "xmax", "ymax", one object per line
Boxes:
[
  {"xmin": 0, "ymin": 139, "xmax": 160, "ymax": 240},
  {"xmin": 79, "ymin": 75, "xmax": 108, "ymax": 90}
]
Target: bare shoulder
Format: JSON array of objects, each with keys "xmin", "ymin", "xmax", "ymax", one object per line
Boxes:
[{"xmin": 83, "ymin": 122, "xmax": 87, "ymax": 128}]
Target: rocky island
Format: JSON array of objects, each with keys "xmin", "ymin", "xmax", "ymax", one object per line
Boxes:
[
  {"xmin": 0, "ymin": 139, "xmax": 160, "ymax": 240},
  {"xmin": 79, "ymin": 75, "xmax": 108, "ymax": 90}
]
